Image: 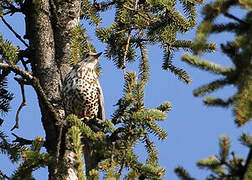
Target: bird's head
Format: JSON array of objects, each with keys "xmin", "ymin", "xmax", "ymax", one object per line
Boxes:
[{"xmin": 79, "ymin": 52, "xmax": 102, "ymax": 69}]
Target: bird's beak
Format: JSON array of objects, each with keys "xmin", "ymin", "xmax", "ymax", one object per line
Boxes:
[{"xmin": 95, "ymin": 52, "xmax": 102, "ymax": 58}]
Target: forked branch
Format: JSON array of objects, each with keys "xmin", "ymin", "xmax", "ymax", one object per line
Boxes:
[{"xmin": 0, "ymin": 63, "xmax": 61, "ymax": 127}]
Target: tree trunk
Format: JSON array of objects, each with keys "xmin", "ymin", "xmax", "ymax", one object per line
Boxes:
[{"xmin": 23, "ymin": 0, "xmax": 81, "ymax": 179}]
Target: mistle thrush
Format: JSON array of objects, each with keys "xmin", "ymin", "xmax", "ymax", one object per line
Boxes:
[{"xmin": 62, "ymin": 52, "xmax": 105, "ymax": 125}]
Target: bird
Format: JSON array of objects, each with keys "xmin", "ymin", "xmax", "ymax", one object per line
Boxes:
[{"xmin": 62, "ymin": 52, "xmax": 105, "ymax": 129}]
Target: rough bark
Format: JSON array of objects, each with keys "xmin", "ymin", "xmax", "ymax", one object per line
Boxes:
[
  {"xmin": 23, "ymin": 0, "xmax": 81, "ymax": 179},
  {"xmin": 243, "ymin": 149, "xmax": 252, "ymax": 180}
]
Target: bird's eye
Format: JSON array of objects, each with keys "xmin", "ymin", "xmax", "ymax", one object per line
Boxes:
[{"xmin": 85, "ymin": 54, "xmax": 89, "ymax": 59}]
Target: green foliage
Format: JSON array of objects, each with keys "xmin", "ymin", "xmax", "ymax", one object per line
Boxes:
[
  {"xmin": 239, "ymin": 0, "xmax": 252, "ymax": 10},
  {"xmin": 0, "ymin": 131, "xmax": 24, "ymax": 163},
  {"xmin": 92, "ymin": 0, "xmax": 201, "ymax": 83},
  {"xmin": 66, "ymin": 71, "xmax": 169, "ymax": 179},
  {"xmin": 196, "ymin": 135, "xmax": 245, "ymax": 179},
  {"xmin": 181, "ymin": 0, "xmax": 252, "ymax": 126},
  {"xmin": 0, "ymin": 75, "xmax": 13, "ymax": 115},
  {"xmin": 176, "ymin": 135, "xmax": 246, "ymax": 180},
  {"xmin": 240, "ymin": 132, "xmax": 252, "ymax": 148},
  {"xmin": 70, "ymin": 25, "xmax": 96, "ymax": 64},
  {"xmin": 81, "ymin": 0, "xmax": 101, "ymax": 25},
  {"xmin": 67, "ymin": 122, "xmax": 86, "ymax": 180},
  {"xmin": 138, "ymin": 43, "xmax": 149, "ymax": 84},
  {"xmin": 108, "ymin": 72, "xmax": 168, "ymax": 179},
  {"xmin": 0, "ymin": 33, "xmax": 19, "ymax": 64},
  {"xmin": 70, "ymin": 25, "xmax": 104, "ymax": 76},
  {"xmin": 11, "ymin": 137, "xmax": 53, "ymax": 180},
  {"xmin": 163, "ymin": 48, "xmax": 191, "ymax": 84},
  {"xmin": 174, "ymin": 166, "xmax": 196, "ymax": 180},
  {"xmin": 0, "ymin": 6, "xmax": 3, "ymax": 17}
]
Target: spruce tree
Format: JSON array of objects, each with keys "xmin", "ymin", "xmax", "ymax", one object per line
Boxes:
[
  {"xmin": 175, "ymin": 0, "xmax": 252, "ymax": 179},
  {"xmin": 0, "ymin": 0, "xmax": 202, "ymax": 179}
]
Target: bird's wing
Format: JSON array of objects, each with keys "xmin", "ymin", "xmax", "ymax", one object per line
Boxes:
[{"xmin": 97, "ymin": 81, "xmax": 106, "ymax": 122}]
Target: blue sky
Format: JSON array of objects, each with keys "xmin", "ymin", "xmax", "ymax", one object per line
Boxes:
[{"xmin": 0, "ymin": 3, "xmax": 251, "ymax": 180}]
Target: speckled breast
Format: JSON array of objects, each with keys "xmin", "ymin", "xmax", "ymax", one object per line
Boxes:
[{"xmin": 63, "ymin": 67, "xmax": 99, "ymax": 119}]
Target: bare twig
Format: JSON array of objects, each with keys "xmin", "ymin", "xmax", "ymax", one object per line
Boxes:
[
  {"xmin": 1, "ymin": 17, "xmax": 29, "ymax": 47},
  {"xmin": 122, "ymin": 30, "xmax": 132, "ymax": 77},
  {"xmin": 12, "ymin": 133, "xmax": 33, "ymax": 145},
  {"xmin": 115, "ymin": 29, "xmax": 127, "ymax": 34},
  {"xmin": 11, "ymin": 78, "xmax": 28, "ymax": 131}
]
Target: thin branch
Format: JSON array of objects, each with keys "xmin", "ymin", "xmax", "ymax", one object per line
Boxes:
[
  {"xmin": 11, "ymin": 77, "xmax": 28, "ymax": 131},
  {"xmin": 1, "ymin": 17, "xmax": 29, "ymax": 47},
  {"xmin": 224, "ymin": 12, "xmax": 248, "ymax": 25},
  {"xmin": 0, "ymin": 63, "xmax": 33, "ymax": 79},
  {"xmin": 12, "ymin": 133, "xmax": 33, "ymax": 145},
  {"xmin": 0, "ymin": 170, "xmax": 10, "ymax": 180},
  {"xmin": 123, "ymin": 5, "xmax": 154, "ymax": 23},
  {"xmin": 3, "ymin": 11, "xmax": 12, "ymax": 16},
  {"xmin": 0, "ymin": 63, "xmax": 62, "ymax": 127},
  {"xmin": 122, "ymin": 30, "xmax": 132, "ymax": 77}
]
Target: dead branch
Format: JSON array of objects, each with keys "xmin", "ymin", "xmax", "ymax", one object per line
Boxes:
[
  {"xmin": 122, "ymin": 30, "xmax": 132, "ymax": 77},
  {"xmin": 0, "ymin": 63, "xmax": 62, "ymax": 127},
  {"xmin": 11, "ymin": 78, "xmax": 28, "ymax": 131}
]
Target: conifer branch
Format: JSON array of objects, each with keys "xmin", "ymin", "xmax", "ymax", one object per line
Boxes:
[
  {"xmin": 0, "ymin": 170, "xmax": 9, "ymax": 180},
  {"xmin": 93, "ymin": 0, "xmax": 115, "ymax": 11},
  {"xmin": 12, "ymin": 133, "xmax": 33, "ymax": 146},
  {"xmin": 122, "ymin": 5, "xmax": 153, "ymax": 23},
  {"xmin": 138, "ymin": 42, "xmax": 149, "ymax": 84},
  {"xmin": 174, "ymin": 166, "xmax": 196, "ymax": 180},
  {"xmin": 1, "ymin": 17, "xmax": 28, "ymax": 47}
]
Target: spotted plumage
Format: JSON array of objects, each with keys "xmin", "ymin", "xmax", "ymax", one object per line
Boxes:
[{"xmin": 62, "ymin": 52, "xmax": 105, "ymax": 124}]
